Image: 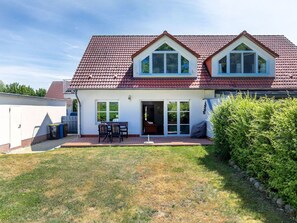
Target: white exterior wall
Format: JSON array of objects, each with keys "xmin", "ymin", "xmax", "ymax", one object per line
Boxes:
[
  {"xmin": 19, "ymin": 105, "xmax": 66, "ymax": 140},
  {"xmin": 78, "ymin": 89, "xmax": 214, "ymax": 135},
  {"xmin": 0, "ymin": 105, "xmax": 10, "ymax": 147},
  {"xmin": 205, "ymin": 98, "xmax": 222, "ymax": 138},
  {"xmin": 0, "ymin": 93, "xmax": 66, "ymax": 149}
]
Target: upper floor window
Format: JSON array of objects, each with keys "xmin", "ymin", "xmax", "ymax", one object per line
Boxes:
[
  {"xmin": 219, "ymin": 43, "xmax": 267, "ymax": 74},
  {"xmin": 140, "ymin": 43, "xmax": 190, "ymax": 75}
]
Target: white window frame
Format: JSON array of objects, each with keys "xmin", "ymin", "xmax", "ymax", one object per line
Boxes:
[
  {"xmin": 212, "ymin": 36, "xmax": 275, "ymax": 77},
  {"xmin": 219, "ymin": 50, "xmax": 266, "ymax": 75},
  {"xmin": 139, "ymin": 43, "xmax": 191, "ymax": 76},
  {"xmin": 95, "ymin": 100, "xmax": 120, "ymax": 123},
  {"xmin": 166, "ymin": 100, "xmax": 190, "ymax": 136}
]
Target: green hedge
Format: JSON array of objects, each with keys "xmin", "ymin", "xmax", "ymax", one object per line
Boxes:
[{"xmin": 211, "ymin": 95, "xmax": 297, "ymax": 208}]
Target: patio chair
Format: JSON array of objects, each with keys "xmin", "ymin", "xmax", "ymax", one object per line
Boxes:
[
  {"xmin": 120, "ymin": 123, "xmax": 128, "ymax": 138},
  {"xmin": 98, "ymin": 124, "xmax": 110, "ymax": 143},
  {"xmin": 144, "ymin": 121, "xmax": 158, "ymax": 134},
  {"xmin": 111, "ymin": 124, "xmax": 123, "ymax": 143}
]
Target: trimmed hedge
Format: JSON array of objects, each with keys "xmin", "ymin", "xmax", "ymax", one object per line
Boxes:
[{"xmin": 211, "ymin": 95, "xmax": 297, "ymax": 208}]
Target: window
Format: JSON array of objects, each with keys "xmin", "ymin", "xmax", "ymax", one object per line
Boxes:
[
  {"xmin": 141, "ymin": 43, "xmax": 190, "ymax": 74},
  {"xmin": 218, "ymin": 43, "xmax": 267, "ymax": 75},
  {"xmin": 181, "ymin": 56, "xmax": 189, "ymax": 73},
  {"xmin": 96, "ymin": 101, "xmax": 119, "ymax": 122},
  {"xmin": 219, "ymin": 56, "xmax": 227, "ymax": 73},
  {"xmin": 258, "ymin": 56, "xmax": 267, "ymax": 73},
  {"xmin": 153, "ymin": 54, "xmax": 164, "ymax": 73},
  {"xmin": 230, "ymin": 53, "xmax": 242, "ymax": 73},
  {"xmin": 167, "ymin": 101, "xmax": 190, "ymax": 135},
  {"xmin": 141, "ymin": 56, "xmax": 149, "ymax": 73},
  {"xmin": 167, "ymin": 101, "xmax": 177, "ymax": 134},
  {"xmin": 180, "ymin": 101, "xmax": 190, "ymax": 134},
  {"xmin": 167, "ymin": 53, "xmax": 178, "ymax": 73}
]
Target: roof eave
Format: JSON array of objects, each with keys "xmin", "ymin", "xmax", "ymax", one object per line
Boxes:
[
  {"xmin": 205, "ymin": 30, "xmax": 279, "ymax": 62},
  {"xmin": 131, "ymin": 31, "xmax": 200, "ymax": 59}
]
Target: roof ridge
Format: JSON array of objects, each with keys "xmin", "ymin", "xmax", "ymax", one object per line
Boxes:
[{"xmin": 91, "ymin": 34, "xmax": 287, "ymax": 38}]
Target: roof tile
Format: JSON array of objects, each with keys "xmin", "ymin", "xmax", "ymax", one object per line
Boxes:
[{"xmin": 70, "ymin": 34, "xmax": 297, "ymax": 90}]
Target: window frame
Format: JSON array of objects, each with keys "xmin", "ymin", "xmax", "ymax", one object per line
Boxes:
[
  {"xmin": 95, "ymin": 100, "xmax": 120, "ymax": 123},
  {"xmin": 218, "ymin": 46, "xmax": 268, "ymax": 75},
  {"xmin": 166, "ymin": 100, "xmax": 190, "ymax": 135},
  {"xmin": 140, "ymin": 43, "xmax": 190, "ymax": 75}
]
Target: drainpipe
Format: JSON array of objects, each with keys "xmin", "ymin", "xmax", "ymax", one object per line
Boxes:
[{"xmin": 75, "ymin": 89, "xmax": 81, "ymax": 137}]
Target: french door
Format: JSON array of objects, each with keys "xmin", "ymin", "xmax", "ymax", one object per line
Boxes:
[{"xmin": 167, "ymin": 100, "xmax": 190, "ymax": 135}]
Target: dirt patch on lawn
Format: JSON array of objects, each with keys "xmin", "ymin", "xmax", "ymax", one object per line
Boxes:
[
  {"xmin": 132, "ymin": 152, "xmax": 234, "ymax": 223},
  {"xmin": 0, "ymin": 154, "xmax": 47, "ymax": 180}
]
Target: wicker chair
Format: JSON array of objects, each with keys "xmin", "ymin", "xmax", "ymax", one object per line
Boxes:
[
  {"xmin": 111, "ymin": 124, "xmax": 123, "ymax": 143},
  {"xmin": 98, "ymin": 124, "xmax": 110, "ymax": 142}
]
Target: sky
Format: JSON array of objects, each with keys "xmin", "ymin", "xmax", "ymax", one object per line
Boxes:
[{"xmin": 1, "ymin": 0, "xmax": 297, "ymax": 89}]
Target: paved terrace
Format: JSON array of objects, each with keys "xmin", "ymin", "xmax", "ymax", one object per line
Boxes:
[{"xmin": 61, "ymin": 136, "xmax": 213, "ymax": 147}]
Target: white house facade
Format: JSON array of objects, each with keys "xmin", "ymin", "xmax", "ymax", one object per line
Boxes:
[
  {"xmin": 77, "ymin": 89, "xmax": 214, "ymax": 136},
  {"xmin": 70, "ymin": 31, "xmax": 297, "ymax": 137}
]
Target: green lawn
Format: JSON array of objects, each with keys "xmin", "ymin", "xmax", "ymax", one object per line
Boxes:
[{"xmin": 0, "ymin": 146, "xmax": 293, "ymax": 223}]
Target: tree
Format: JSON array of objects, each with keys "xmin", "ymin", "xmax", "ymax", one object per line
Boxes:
[
  {"xmin": 0, "ymin": 81, "xmax": 47, "ymax": 97},
  {"xmin": 0, "ymin": 80, "xmax": 5, "ymax": 92},
  {"xmin": 35, "ymin": 88, "xmax": 47, "ymax": 97},
  {"xmin": 72, "ymin": 99, "xmax": 78, "ymax": 112}
]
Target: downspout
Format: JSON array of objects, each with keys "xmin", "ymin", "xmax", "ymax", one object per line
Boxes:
[{"xmin": 75, "ymin": 89, "xmax": 81, "ymax": 137}]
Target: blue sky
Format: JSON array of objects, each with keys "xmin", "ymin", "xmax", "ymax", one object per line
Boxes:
[{"xmin": 1, "ymin": 0, "xmax": 297, "ymax": 89}]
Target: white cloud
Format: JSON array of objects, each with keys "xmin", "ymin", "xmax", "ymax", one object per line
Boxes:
[
  {"xmin": 0, "ymin": 65, "xmax": 72, "ymax": 89},
  {"xmin": 199, "ymin": 0, "xmax": 297, "ymax": 43}
]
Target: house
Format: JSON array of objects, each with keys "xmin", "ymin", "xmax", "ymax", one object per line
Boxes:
[
  {"xmin": 46, "ymin": 80, "xmax": 76, "ymax": 115},
  {"xmin": 70, "ymin": 30, "xmax": 297, "ymax": 137}
]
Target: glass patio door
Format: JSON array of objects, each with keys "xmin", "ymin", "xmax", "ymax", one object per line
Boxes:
[{"xmin": 167, "ymin": 101, "xmax": 190, "ymax": 135}]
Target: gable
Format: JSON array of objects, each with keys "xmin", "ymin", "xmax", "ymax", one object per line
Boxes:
[
  {"xmin": 206, "ymin": 35, "xmax": 277, "ymax": 77},
  {"xmin": 133, "ymin": 34, "xmax": 198, "ymax": 78}
]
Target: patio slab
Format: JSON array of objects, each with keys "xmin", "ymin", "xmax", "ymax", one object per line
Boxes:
[
  {"xmin": 6, "ymin": 135, "xmax": 77, "ymax": 154},
  {"xmin": 61, "ymin": 136, "xmax": 213, "ymax": 147}
]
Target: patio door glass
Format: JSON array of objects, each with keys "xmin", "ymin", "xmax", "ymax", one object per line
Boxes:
[{"xmin": 167, "ymin": 101, "xmax": 190, "ymax": 135}]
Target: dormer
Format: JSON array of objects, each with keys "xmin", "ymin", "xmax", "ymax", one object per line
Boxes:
[
  {"xmin": 205, "ymin": 31, "xmax": 279, "ymax": 77},
  {"xmin": 132, "ymin": 31, "xmax": 199, "ymax": 78}
]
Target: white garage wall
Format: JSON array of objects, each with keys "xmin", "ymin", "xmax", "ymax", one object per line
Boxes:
[
  {"xmin": 20, "ymin": 105, "xmax": 66, "ymax": 140},
  {"xmin": 0, "ymin": 105, "xmax": 10, "ymax": 147},
  {"xmin": 77, "ymin": 89, "xmax": 215, "ymax": 135},
  {"xmin": 0, "ymin": 93, "xmax": 66, "ymax": 150}
]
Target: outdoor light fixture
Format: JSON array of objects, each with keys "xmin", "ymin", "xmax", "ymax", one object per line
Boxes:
[{"xmin": 128, "ymin": 95, "xmax": 132, "ymax": 100}]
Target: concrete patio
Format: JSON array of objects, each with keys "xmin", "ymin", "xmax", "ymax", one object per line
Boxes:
[{"xmin": 61, "ymin": 136, "xmax": 213, "ymax": 147}]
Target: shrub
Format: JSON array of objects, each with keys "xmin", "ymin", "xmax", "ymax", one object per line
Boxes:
[
  {"xmin": 211, "ymin": 96, "xmax": 297, "ymax": 209},
  {"xmin": 247, "ymin": 98, "xmax": 276, "ymax": 184},
  {"xmin": 226, "ymin": 95, "xmax": 256, "ymax": 169},
  {"xmin": 211, "ymin": 96, "xmax": 234, "ymax": 160},
  {"xmin": 268, "ymin": 98, "xmax": 297, "ymax": 207}
]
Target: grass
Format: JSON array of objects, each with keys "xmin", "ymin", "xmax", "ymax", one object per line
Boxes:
[{"xmin": 0, "ymin": 146, "xmax": 293, "ymax": 223}]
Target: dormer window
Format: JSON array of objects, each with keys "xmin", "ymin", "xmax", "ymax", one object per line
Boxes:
[
  {"xmin": 133, "ymin": 31, "xmax": 198, "ymax": 78},
  {"xmin": 140, "ymin": 43, "xmax": 190, "ymax": 75},
  {"xmin": 218, "ymin": 43, "xmax": 267, "ymax": 75}
]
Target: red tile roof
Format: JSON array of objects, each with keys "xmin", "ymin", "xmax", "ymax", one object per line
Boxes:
[
  {"xmin": 46, "ymin": 81, "xmax": 72, "ymax": 106},
  {"xmin": 132, "ymin": 30, "xmax": 200, "ymax": 58},
  {"xmin": 46, "ymin": 81, "xmax": 64, "ymax": 99},
  {"xmin": 70, "ymin": 32, "xmax": 297, "ymax": 90}
]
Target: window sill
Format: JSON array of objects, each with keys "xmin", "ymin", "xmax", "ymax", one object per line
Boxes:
[
  {"xmin": 136, "ymin": 73, "xmax": 195, "ymax": 78},
  {"xmin": 213, "ymin": 73, "xmax": 274, "ymax": 77}
]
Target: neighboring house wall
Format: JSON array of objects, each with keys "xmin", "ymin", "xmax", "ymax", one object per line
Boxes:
[
  {"xmin": 0, "ymin": 93, "xmax": 66, "ymax": 152},
  {"xmin": 204, "ymin": 98, "xmax": 222, "ymax": 138},
  {"xmin": 77, "ymin": 89, "xmax": 214, "ymax": 135}
]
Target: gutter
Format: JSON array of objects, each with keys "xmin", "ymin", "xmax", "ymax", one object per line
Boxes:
[{"xmin": 75, "ymin": 89, "xmax": 82, "ymax": 137}]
